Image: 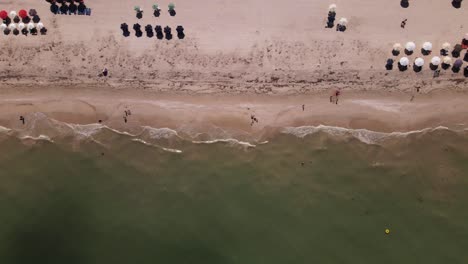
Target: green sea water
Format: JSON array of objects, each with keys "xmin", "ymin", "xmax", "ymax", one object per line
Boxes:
[{"xmin": 0, "ymin": 126, "xmax": 467, "ymax": 263}]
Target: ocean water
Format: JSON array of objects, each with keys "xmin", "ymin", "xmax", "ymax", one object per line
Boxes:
[{"xmin": 0, "ymin": 114, "xmax": 468, "ymax": 263}]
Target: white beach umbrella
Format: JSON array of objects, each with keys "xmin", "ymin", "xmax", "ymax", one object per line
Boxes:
[
  {"xmin": 18, "ymin": 22, "xmax": 25, "ymax": 30},
  {"xmin": 338, "ymin": 18, "xmax": 348, "ymax": 26},
  {"xmin": 442, "ymin": 42, "xmax": 451, "ymax": 50},
  {"xmin": 405, "ymin": 42, "xmax": 416, "ymax": 51},
  {"xmin": 8, "ymin": 23, "xmax": 16, "ymax": 30},
  {"xmin": 393, "ymin": 43, "xmax": 402, "ymax": 51},
  {"xmin": 431, "ymin": 56, "xmax": 441, "ymax": 66},
  {"xmin": 37, "ymin": 22, "xmax": 44, "ymax": 29},
  {"xmin": 443, "ymin": 57, "xmax": 452, "ymax": 64},
  {"xmin": 414, "ymin": 58, "xmax": 424, "ymax": 67},
  {"xmin": 422, "ymin": 42, "xmax": 432, "ymax": 51},
  {"xmin": 399, "ymin": 57, "xmax": 409, "ymax": 66},
  {"xmin": 27, "ymin": 22, "xmax": 34, "ymax": 30},
  {"xmin": 0, "ymin": 23, "xmax": 6, "ymax": 31},
  {"xmin": 9, "ymin": 11, "xmax": 16, "ymax": 18},
  {"xmin": 329, "ymin": 4, "xmax": 337, "ymax": 12}
]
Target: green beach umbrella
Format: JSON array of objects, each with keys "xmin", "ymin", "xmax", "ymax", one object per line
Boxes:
[
  {"xmin": 168, "ymin": 3, "xmax": 175, "ymax": 10},
  {"xmin": 134, "ymin": 6, "xmax": 141, "ymax": 11},
  {"xmin": 152, "ymin": 4, "xmax": 160, "ymax": 10}
]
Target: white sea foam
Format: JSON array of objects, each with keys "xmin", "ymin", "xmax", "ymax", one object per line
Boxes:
[
  {"xmin": 192, "ymin": 138, "xmax": 256, "ymax": 148},
  {"xmin": 282, "ymin": 125, "xmax": 450, "ymax": 144},
  {"xmin": 139, "ymin": 126, "xmax": 180, "ymax": 139},
  {"xmin": 350, "ymin": 99, "xmax": 407, "ymax": 113},
  {"xmin": 20, "ymin": 134, "xmax": 54, "ymax": 142},
  {"xmin": 0, "ymin": 126, "xmax": 12, "ymax": 133},
  {"xmin": 131, "ymin": 138, "xmax": 182, "ymax": 153}
]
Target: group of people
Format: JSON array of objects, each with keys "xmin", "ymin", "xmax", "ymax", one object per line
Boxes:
[
  {"xmin": 46, "ymin": 0, "xmax": 90, "ymax": 15},
  {"xmin": 1, "ymin": 10, "xmax": 47, "ymax": 36},
  {"xmin": 325, "ymin": 4, "xmax": 348, "ymax": 32},
  {"xmin": 120, "ymin": 23, "xmax": 185, "ymax": 40}
]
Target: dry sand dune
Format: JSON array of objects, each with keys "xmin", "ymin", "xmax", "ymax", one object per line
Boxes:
[{"xmin": 0, "ymin": 0, "xmax": 466, "ymax": 94}]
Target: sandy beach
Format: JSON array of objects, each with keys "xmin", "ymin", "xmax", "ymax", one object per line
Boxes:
[{"xmin": 0, "ymin": 0, "xmax": 467, "ymax": 136}]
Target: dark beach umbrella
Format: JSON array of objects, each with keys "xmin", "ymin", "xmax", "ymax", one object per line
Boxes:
[
  {"xmin": 40, "ymin": 27, "xmax": 47, "ymax": 35},
  {"xmin": 452, "ymin": 0, "xmax": 462, "ymax": 8},
  {"xmin": 78, "ymin": 2, "xmax": 86, "ymax": 13},
  {"xmin": 13, "ymin": 16, "xmax": 20, "ymax": 23},
  {"xmin": 29, "ymin": 9, "xmax": 37, "ymax": 16},
  {"xmin": 155, "ymin": 25, "xmax": 163, "ymax": 39},
  {"xmin": 176, "ymin": 25, "xmax": 185, "ymax": 39},
  {"xmin": 452, "ymin": 59, "xmax": 463, "ymax": 72},
  {"xmin": 145, "ymin": 24, "xmax": 153, "ymax": 38},
  {"xmin": 51, "ymin": 3, "xmax": 59, "ymax": 14},
  {"xmin": 4, "ymin": 28, "xmax": 11, "ymax": 35},
  {"xmin": 164, "ymin": 26, "xmax": 172, "ymax": 40},
  {"xmin": 133, "ymin": 23, "xmax": 141, "ymax": 31},
  {"xmin": 3, "ymin": 16, "xmax": 11, "ymax": 25},
  {"xmin": 133, "ymin": 23, "xmax": 142, "ymax": 37},
  {"xmin": 13, "ymin": 28, "xmax": 19, "ymax": 35},
  {"xmin": 464, "ymin": 51, "xmax": 468, "ymax": 62},
  {"xmin": 21, "ymin": 28, "xmax": 28, "ymax": 36},
  {"xmin": 32, "ymin": 15, "xmax": 40, "ymax": 23},
  {"xmin": 69, "ymin": 2, "xmax": 77, "ymax": 14},
  {"xmin": 400, "ymin": 0, "xmax": 409, "ymax": 8},
  {"xmin": 464, "ymin": 66, "xmax": 468, "ymax": 77},
  {"xmin": 168, "ymin": 3, "xmax": 176, "ymax": 16},
  {"xmin": 385, "ymin": 58, "xmax": 394, "ymax": 70},
  {"xmin": 60, "ymin": 3, "xmax": 69, "ymax": 14},
  {"xmin": 452, "ymin": 44, "xmax": 462, "ymax": 58},
  {"xmin": 463, "ymin": 34, "xmax": 468, "ymax": 46},
  {"xmin": 121, "ymin": 23, "xmax": 130, "ymax": 37},
  {"xmin": 22, "ymin": 16, "xmax": 31, "ymax": 24}
]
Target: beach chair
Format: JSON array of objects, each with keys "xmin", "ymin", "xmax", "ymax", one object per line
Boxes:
[{"xmin": 85, "ymin": 8, "xmax": 92, "ymax": 16}]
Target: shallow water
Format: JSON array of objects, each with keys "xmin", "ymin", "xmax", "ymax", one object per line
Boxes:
[{"xmin": 0, "ymin": 116, "xmax": 468, "ymax": 263}]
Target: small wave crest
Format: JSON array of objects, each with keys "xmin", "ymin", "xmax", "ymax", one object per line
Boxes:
[
  {"xmin": 131, "ymin": 138, "xmax": 183, "ymax": 153},
  {"xmin": 282, "ymin": 125, "xmax": 451, "ymax": 144},
  {"xmin": 192, "ymin": 139, "xmax": 257, "ymax": 148}
]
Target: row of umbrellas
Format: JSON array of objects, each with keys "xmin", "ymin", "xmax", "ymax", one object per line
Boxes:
[
  {"xmin": 1, "ymin": 22, "xmax": 47, "ymax": 35},
  {"xmin": 49, "ymin": 1, "xmax": 88, "ymax": 14},
  {"xmin": 392, "ymin": 41, "xmax": 467, "ymax": 58},
  {"xmin": 121, "ymin": 23, "xmax": 184, "ymax": 40},
  {"xmin": 390, "ymin": 56, "xmax": 464, "ymax": 72},
  {"xmin": 0, "ymin": 9, "xmax": 39, "ymax": 19},
  {"xmin": 134, "ymin": 3, "xmax": 176, "ymax": 18}
]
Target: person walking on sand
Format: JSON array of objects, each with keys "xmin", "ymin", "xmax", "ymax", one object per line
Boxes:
[
  {"xmin": 401, "ymin": 19, "xmax": 407, "ymax": 28},
  {"xmin": 335, "ymin": 90, "xmax": 340, "ymax": 104},
  {"xmin": 19, "ymin": 115, "xmax": 25, "ymax": 125},
  {"xmin": 302, "ymin": 104, "xmax": 305, "ymax": 111}
]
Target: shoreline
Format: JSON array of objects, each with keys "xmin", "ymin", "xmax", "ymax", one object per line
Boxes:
[{"xmin": 1, "ymin": 85, "xmax": 467, "ymax": 139}]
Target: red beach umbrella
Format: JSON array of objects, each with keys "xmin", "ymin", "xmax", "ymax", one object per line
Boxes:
[
  {"xmin": 0, "ymin": 10, "xmax": 8, "ymax": 20},
  {"xmin": 18, "ymin": 9, "xmax": 28, "ymax": 19}
]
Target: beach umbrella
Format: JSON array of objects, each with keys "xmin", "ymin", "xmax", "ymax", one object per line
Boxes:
[
  {"xmin": 18, "ymin": 9, "xmax": 27, "ymax": 19},
  {"xmin": 454, "ymin": 59, "xmax": 463, "ymax": 68},
  {"xmin": 32, "ymin": 15, "xmax": 40, "ymax": 23},
  {"xmin": 9, "ymin": 11, "xmax": 16, "ymax": 18},
  {"xmin": 338, "ymin": 18, "xmax": 348, "ymax": 26},
  {"xmin": 13, "ymin": 16, "xmax": 20, "ymax": 23},
  {"xmin": 0, "ymin": 10, "xmax": 8, "ymax": 20},
  {"xmin": 27, "ymin": 22, "xmax": 35, "ymax": 30},
  {"xmin": 414, "ymin": 58, "xmax": 424, "ymax": 67},
  {"xmin": 431, "ymin": 56, "xmax": 441, "ymax": 66},
  {"xmin": 0, "ymin": 23, "xmax": 6, "ymax": 31},
  {"xmin": 134, "ymin": 6, "xmax": 141, "ymax": 11},
  {"xmin": 329, "ymin": 4, "xmax": 337, "ymax": 12},
  {"xmin": 442, "ymin": 42, "xmax": 451, "ymax": 51},
  {"xmin": 168, "ymin": 3, "xmax": 175, "ymax": 10},
  {"xmin": 443, "ymin": 57, "xmax": 452, "ymax": 64},
  {"xmin": 152, "ymin": 4, "xmax": 160, "ymax": 10},
  {"xmin": 18, "ymin": 22, "xmax": 25, "ymax": 30},
  {"xmin": 37, "ymin": 22, "xmax": 44, "ymax": 29},
  {"xmin": 399, "ymin": 57, "xmax": 409, "ymax": 66},
  {"xmin": 8, "ymin": 23, "xmax": 16, "ymax": 30},
  {"xmin": 405, "ymin": 42, "xmax": 416, "ymax": 51},
  {"xmin": 29, "ymin": 9, "xmax": 37, "ymax": 16},
  {"xmin": 393, "ymin": 43, "xmax": 402, "ymax": 51},
  {"xmin": 422, "ymin": 42, "xmax": 432, "ymax": 51}
]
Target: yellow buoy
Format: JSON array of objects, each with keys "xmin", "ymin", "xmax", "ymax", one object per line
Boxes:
[{"xmin": 385, "ymin": 229, "xmax": 390, "ymax": 234}]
